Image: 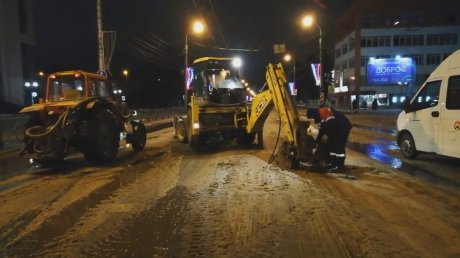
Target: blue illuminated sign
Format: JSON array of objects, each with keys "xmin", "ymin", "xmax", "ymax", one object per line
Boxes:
[{"xmin": 367, "ymin": 57, "xmax": 415, "ymax": 85}]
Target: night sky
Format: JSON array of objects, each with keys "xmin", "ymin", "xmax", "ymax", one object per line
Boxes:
[{"xmin": 33, "ymin": 0, "xmax": 353, "ymax": 107}]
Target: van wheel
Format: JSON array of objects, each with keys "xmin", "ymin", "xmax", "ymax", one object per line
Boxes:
[{"xmin": 399, "ymin": 133, "xmax": 418, "ymax": 159}]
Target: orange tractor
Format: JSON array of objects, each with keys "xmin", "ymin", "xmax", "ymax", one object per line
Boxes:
[{"xmin": 19, "ymin": 71, "xmax": 146, "ymax": 164}]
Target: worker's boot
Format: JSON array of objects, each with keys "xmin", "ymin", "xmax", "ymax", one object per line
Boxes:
[
  {"xmin": 336, "ymin": 156, "xmax": 345, "ymax": 168},
  {"xmin": 327, "ymin": 156, "xmax": 345, "ymax": 172},
  {"xmin": 324, "ymin": 156, "xmax": 338, "ymax": 171}
]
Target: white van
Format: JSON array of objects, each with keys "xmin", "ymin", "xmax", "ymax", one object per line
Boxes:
[{"xmin": 397, "ymin": 48, "xmax": 460, "ymax": 159}]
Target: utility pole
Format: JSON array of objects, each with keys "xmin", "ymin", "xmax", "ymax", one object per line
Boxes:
[{"xmin": 97, "ymin": 0, "xmax": 105, "ymax": 72}]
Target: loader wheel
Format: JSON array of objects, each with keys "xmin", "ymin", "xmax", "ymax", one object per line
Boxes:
[
  {"xmin": 189, "ymin": 132, "xmax": 205, "ymax": 149},
  {"xmin": 175, "ymin": 122, "xmax": 187, "ymax": 143},
  {"xmin": 131, "ymin": 123, "xmax": 146, "ymax": 151},
  {"xmin": 399, "ymin": 133, "xmax": 418, "ymax": 159},
  {"xmin": 82, "ymin": 109, "xmax": 119, "ymax": 164},
  {"xmin": 236, "ymin": 130, "xmax": 255, "ymax": 146}
]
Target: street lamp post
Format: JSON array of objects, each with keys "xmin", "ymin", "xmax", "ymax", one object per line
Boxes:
[
  {"xmin": 184, "ymin": 20, "xmax": 204, "ymax": 104},
  {"xmin": 302, "ymin": 15, "xmax": 323, "ymax": 103},
  {"xmin": 283, "ymin": 54, "xmax": 296, "ymax": 91},
  {"xmin": 122, "ymin": 69, "xmax": 129, "ymax": 81}
]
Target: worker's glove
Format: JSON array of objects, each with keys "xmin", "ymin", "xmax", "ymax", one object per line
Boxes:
[
  {"xmin": 319, "ymin": 135, "xmax": 328, "ymax": 143},
  {"xmin": 307, "ymin": 125, "xmax": 319, "ymax": 139}
]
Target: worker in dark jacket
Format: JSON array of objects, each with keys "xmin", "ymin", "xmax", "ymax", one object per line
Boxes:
[{"xmin": 306, "ymin": 107, "xmax": 352, "ymax": 172}]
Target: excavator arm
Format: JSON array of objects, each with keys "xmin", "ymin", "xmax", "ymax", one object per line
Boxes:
[
  {"xmin": 246, "ymin": 63, "xmax": 300, "ymax": 146},
  {"xmin": 243, "ymin": 63, "xmax": 313, "ymax": 168}
]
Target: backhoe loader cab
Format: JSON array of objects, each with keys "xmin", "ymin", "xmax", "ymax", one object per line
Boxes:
[
  {"xmin": 19, "ymin": 71, "xmax": 146, "ymax": 165},
  {"xmin": 175, "ymin": 57, "xmax": 254, "ymax": 148},
  {"xmin": 187, "ymin": 57, "xmax": 246, "ymax": 105}
]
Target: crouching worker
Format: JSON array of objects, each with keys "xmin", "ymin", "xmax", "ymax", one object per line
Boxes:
[{"xmin": 306, "ymin": 107, "xmax": 352, "ymax": 172}]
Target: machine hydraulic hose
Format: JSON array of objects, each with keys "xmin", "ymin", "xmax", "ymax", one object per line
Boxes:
[{"xmin": 20, "ymin": 97, "xmax": 134, "ymax": 156}]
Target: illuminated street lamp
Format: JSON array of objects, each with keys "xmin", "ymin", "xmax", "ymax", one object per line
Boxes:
[
  {"xmin": 283, "ymin": 54, "xmax": 296, "ymax": 92},
  {"xmin": 283, "ymin": 54, "xmax": 292, "ymax": 62},
  {"xmin": 24, "ymin": 81, "xmax": 39, "ymax": 104},
  {"xmin": 184, "ymin": 20, "xmax": 205, "ymax": 101},
  {"xmin": 122, "ymin": 69, "xmax": 129, "ymax": 80},
  {"xmin": 302, "ymin": 15, "xmax": 323, "ymax": 91}
]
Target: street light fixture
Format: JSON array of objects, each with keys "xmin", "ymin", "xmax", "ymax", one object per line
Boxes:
[
  {"xmin": 184, "ymin": 20, "xmax": 205, "ymax": 102},
  {"xmin": 192, "ymin": 21, "xmax": 204, "ymax": 34},
  {"xmin": 24, "ymin": 81, "xmax": 39, "ymax": 104},
  {"xmin": 122, "ymin": 69, "xmax": 129, "ymax": 80},
  {"xmin": 283, "ymin": 54, "xmax": 296, "ymax": 92},
  {"xmin": 283, "ymin": 54, "xmax": 292, "ymax": 62},
  {"xmin": 301, "ymin": 15, "xmax": 323, "ymax": 91}
]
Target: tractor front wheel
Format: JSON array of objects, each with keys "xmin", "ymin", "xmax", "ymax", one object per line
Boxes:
[{"xmin": 131, "ymin": 123, "xmax": 146, "ymax": 151}]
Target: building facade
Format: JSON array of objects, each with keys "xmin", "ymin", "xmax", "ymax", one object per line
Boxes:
[
  {"xmin": 0, "ymin": 0, "xmax": 34, "ymax": 111},
  {"xmin": 333, "ymin": 0, "xmax": 460, "ymax": 108}
]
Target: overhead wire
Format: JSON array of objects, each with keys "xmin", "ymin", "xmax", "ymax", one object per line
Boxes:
[
  {"xmin": 127, "ymin": 47, "xmax": 178, "ymax": 69},
  {"xmin": 103, "ymin": 31, "xmax": 116, "ymax": 75},
  {"xmin": 132, "ymin": 39, "xmax": 171, "ymax": 58},
  {"xmin": 127, "ymin": 32, "xmax": 182, "ymax": 69},
  {"xmin": 145, "ymin": 33, "xmax": 177, "ymax": 49},
  {"xmin": 191, "ymin": 41, "xmax": 266, "ymax": 52},
  {"xmin": 208, "ymin": 0, "xmax": 226, "ymax": 47}
]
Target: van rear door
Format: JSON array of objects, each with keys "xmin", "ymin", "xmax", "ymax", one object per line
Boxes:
[{"xmin": 439, "ymin": 75, "xmax": 460, "ymax": 158}]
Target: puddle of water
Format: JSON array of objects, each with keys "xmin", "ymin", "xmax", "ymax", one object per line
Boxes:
[
  {"xmin": 347, "ymin": 141, "xmax": 460, "ymax": 192},
  {"xmin": 347, "ymin": 141, "xmax": 402, "ymax": 169}
]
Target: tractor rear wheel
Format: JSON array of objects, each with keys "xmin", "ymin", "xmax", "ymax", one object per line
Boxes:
[{"xmin": 81, "ymin": 109, "xmax": 119, "ymax": 164}]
